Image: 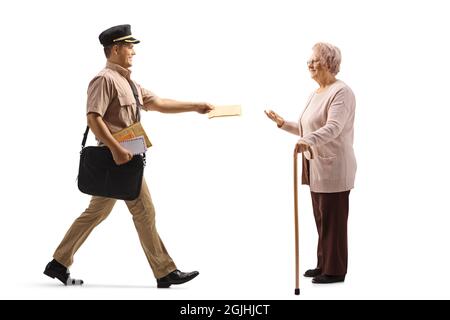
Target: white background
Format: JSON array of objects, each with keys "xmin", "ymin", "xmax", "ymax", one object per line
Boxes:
[{"xmin": 0, "ymin": 0, "xmax": 449, "ymax": 300}]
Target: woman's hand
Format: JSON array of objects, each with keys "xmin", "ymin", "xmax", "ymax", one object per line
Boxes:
[
  {"xmin": 295, "ymin": 140, "xmax": 310, "ymax": 153},
  {"xmin": 264, "ymin": 109, "xmax": 285, "ymax": 127},
  {"xmin": 295, "ymin": 140, "xmax": 314, "ymax": 159}
]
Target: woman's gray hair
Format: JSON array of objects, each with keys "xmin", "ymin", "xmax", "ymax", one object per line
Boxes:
[{"xmin": 312, "ymin": 42, "xmax": 342, "ymax": 76}]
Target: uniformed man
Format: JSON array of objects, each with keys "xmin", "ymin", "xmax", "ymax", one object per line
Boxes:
[{"xmin": 44, "ymin": 24, "xmax": 213, "ymax": 288}]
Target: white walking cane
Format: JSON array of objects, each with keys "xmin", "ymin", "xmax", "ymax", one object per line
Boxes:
[{"xmin": 294, "ymin": 144, "xmax": 314, "ymax": 295}]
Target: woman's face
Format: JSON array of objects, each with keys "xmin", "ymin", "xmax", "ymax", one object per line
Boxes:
[{"xmin": 307, "ymin": 51, "xmax": 326, "ymax": 80}]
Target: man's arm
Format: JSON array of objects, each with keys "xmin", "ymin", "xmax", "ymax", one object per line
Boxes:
[
  {"xmin": 146, "ymin": 98, "xmax": 213, "ymax": 114},
  {"xmin": 87, "ymin": 113, "xmax": 133, "ymax": 165}
]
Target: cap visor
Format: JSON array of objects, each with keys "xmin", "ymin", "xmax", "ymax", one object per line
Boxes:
[{"xmin": 124, "ymin": 37, "xmax": 140, "ymax": 44}]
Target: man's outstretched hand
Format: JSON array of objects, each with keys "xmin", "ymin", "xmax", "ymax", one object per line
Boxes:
[{"xmin": 196, "ymin": 103, "xmax": 214, "ymax": 114}]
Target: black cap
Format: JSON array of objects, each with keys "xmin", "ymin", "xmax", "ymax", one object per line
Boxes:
[{"xmin": 98, "ymin": 24, "xmax": 140, "ymax": 47}]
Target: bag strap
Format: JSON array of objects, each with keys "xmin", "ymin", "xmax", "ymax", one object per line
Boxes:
[
  {"xmin": 81, "ymin": 125, "xmax": 90, "ymax": 149},
  {"xmin": 127, "ymin": 79, "xmax": 142, "ymax": 122},
  {"xmin": 81, "ymin": 79, "xmax": 143, "ymax": 148},
  {"xmin": 126, "ymin": 79, "xmax": 147, "ymax": 165}
]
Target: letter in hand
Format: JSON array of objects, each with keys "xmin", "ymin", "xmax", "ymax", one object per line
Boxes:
[{"xmin": 264, "ymin": 109, "xmax": 285, "ymax": 127}]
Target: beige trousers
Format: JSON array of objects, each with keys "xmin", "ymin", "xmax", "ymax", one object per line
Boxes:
[{"xmin": 53, "ymin": 178, "xmax": 177, "ymax": 279}]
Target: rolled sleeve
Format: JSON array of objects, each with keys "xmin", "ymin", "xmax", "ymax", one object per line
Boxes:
[
  {"xmin": 140, "ymin": 86, "xmax": 159, "ymax": 111},
  {"xmin": 86, "ymin": 76, "xmax": 113, "ymax": 117}
]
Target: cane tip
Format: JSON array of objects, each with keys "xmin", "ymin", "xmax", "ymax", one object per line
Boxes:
[{"xmin": 295, "ymin": 288, "xmax": 300, "ymax": 295}]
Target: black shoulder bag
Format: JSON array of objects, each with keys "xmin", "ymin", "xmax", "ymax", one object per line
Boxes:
[{"xmin": 77, "ymin": 80, "xmax": 145, "ymax": 201}]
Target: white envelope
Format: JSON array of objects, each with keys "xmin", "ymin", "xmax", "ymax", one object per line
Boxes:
[{"xmin": 119, "ymin": 136, "xmax": 147, "ymax": 155}]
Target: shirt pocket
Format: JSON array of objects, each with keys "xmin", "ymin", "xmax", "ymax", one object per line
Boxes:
[
  {"xmin": 118, "ymin": 95, "xmax": 136, "ymax": 108},
  {"xmin": 117, "ymin": 95, "xmax": 136, "ymax": 124}
]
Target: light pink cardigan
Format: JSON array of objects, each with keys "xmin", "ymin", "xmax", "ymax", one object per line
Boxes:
[{"xmin": 281, "ymin": 80, "xmax": 356, "ymax": 193}]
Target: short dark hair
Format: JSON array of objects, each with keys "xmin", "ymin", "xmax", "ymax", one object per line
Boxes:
[{"xmin": 103, "ymin": 42, "xmax": 127, "ymax": 58}]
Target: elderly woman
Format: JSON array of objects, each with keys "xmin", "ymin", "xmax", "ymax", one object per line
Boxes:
[{"xmin": 265, "ymin": 42, "xmax": 356, "ymax": 284}]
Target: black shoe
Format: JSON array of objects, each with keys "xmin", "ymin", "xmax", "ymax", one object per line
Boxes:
[
  {"xmin": 43, "ymin": 259, "xmax": 84, "ymax": 286},
  {"xmin": 312, "ymin": 274, "xmax": 345, "ymax": 284},
  {"xmin": 303, "ymin": 268, "xmax": 322, "ymax": 278},
  {"xmin": 157, "ymin": 269, "xmax": 199, "ymax": 288}
]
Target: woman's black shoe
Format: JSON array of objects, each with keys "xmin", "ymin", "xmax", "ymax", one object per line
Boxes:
[
  {"xmin": 312, "ymin": 274, "xmax": 345, "ymax": 284},
  {"xmin": 303, "ymin": 268, "xmax": 322, "ymax": 277}
]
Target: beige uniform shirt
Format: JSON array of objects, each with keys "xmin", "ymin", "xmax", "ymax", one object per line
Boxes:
[{"xmin": 86, "ymin": 62, "xmax": 158, "ymax": 134}]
